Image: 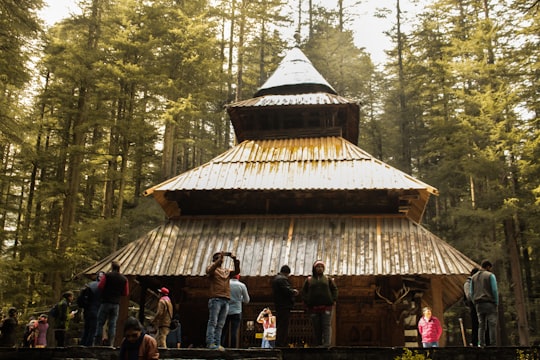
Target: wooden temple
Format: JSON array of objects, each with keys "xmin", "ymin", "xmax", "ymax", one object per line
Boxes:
[{"xmin": 83, "ymin": 47, "xmax": 477, "ymax": 348}]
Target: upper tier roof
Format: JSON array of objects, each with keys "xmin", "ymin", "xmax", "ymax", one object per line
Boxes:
[{"xmin": 144, "ymin": 137, "xmax": 438, "ymax": 223}]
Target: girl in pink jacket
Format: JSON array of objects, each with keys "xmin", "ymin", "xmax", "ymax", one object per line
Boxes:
[{"xmin": 418, "ymin": 306, "xmax": 443, "ymax": 347}]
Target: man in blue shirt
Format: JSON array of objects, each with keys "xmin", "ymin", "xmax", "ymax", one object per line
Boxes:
[{"xmin": 221, "ymin": 274, "xmax": 250, "ymax": 348}]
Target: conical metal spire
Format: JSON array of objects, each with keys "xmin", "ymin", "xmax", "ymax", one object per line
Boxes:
[{"xmin": 254, "ymin": 47, "xmax": 337, "ymax": 97}]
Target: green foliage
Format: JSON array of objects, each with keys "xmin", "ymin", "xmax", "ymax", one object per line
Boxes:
[
  {"xmin": 516, "ymin": 348, "xmax": 539, "ymax": 360},
  {"xmin": 394, "ymin": 348, "xmax": 431, "ymax": 360}
]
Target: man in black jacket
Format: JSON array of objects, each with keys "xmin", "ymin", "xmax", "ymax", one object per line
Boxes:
[
  {"xmin": 0, "ymin": 307, "xmax": 18, "ymax": 347},
  {"xmin": 93, "ymin": 261, "xmax": 129, "ymax": 346},
  {"xmin": 272, "ymin": 265, "xmax": 298, "ymax": 347},
  {"xmin": 470, "ymin": 259, "xmax": 498, "ymax": 347}
]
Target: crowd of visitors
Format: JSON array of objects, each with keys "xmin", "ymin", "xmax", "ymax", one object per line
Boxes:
[{"xmin": 0, "ymin": 256, "xmax": 498, "ymax": 353}]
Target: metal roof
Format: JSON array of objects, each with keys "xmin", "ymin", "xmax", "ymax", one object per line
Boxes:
[
  {"xmin": 228, "ymin": 92, "xmax": 352, "ymax": 108},
  {"xmin": 145, "ymin": 137, "xmax": 437, "ymax": 193},
  {"xmin": 254, "ymin": 47, "xmax": 337, "ymax": 96},
  {"xmin": 144, "ymin": 137, "xmax": 438, "ymax": 222},
  {"xmin": 82, "ymin": 215, "xmax": 476, "ymax": 307},
  {"xmin": 84, "ymin": 216, "xmax": 473, "ymax": 277}
]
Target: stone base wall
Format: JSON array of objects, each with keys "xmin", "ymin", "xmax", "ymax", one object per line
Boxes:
[{"xmin": 0, "ymin": 346, "xmax": 539, "ymax": 360}]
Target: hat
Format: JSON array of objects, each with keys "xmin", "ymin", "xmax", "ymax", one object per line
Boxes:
[
  {"xmin": 158, "ymin": 287, "xmax": 169, "ymax": 295},
  {"xmin": 313, "ymin": 260, "xmax": 325, "ymax": 269}
]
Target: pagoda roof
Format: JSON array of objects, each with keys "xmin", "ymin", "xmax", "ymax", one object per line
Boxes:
[
  {"xmin": 82, "ymin": 215, "xmax": 476, "ymax": 310},
  {"xmin": 144, "ymin": 137, "xmax": 438, "ymax": 223}
]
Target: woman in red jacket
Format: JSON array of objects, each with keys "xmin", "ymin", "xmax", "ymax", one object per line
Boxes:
[{"xmin": 418, "ymin": 306, "xmax": 443, "ymax": 348}]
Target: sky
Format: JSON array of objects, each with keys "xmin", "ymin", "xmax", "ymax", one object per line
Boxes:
[{"xmin": 39, "ymin": 0, "xmax": 424, "ymax": 65}]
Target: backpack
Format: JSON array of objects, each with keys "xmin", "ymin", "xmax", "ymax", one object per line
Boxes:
[
  {"xmin": 76, "ymin": 285, "xmax": 92, "ymax": 309},
  {"xmin": 49, "ymin": 303, "xmax": 59, "ymax": 318}
]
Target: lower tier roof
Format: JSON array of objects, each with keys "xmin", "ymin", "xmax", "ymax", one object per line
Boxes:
[{"xmin": 82, "ymin": 215, "xmax": 476, "ymax": 307}]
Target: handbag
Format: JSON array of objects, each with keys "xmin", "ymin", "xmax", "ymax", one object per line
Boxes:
[{"xmin": 263, "ymin": 327, "xmax": 276, "ymax": 341}]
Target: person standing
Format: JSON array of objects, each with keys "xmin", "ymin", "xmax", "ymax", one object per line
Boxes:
[
  {"xmin": 166, "ymin": 315, "xmax": 182, "ymax": 349},
  {"xmin": 119, "ymin": 316, "xmax": 159, "ymax": 360},
  {"xmin": 53, "ymin": 291, "xmax": 76, "ymax": 347},
  {"xmin": 205, "ymin": 251, "xmax": 240, "ymax": 350},
  {"xmin": 417, "ymin": 306, "xmax": 443, "ymax": 347},
  {"xmin": 80, "ymin": 271, "xmax": 104, "ymax": 346},
  {"xmin": 22, "ymin": 317, "xmax": 37, "ymax": 347},
  {"xmin": 222, "ymin": 274, "xmax": 250, "ymax": 348},
  {"xmin": 301, "ymin": 260, "xmax": 338, "ymax": 347},
  {"xmin": 257, "ymin": 307, "xmax": 276, "ymax": 348},
  {"xmin": 94, "ymin": 261, "xmax": 129, "ymax": 346},
  {"xmin": 470, "ymin": 259, "xmax": 498, "ymax": 347},
  {"xmin": 463, "ymin": 267, "xmax": 480, "ymax": 346},
  {"xmin": 35, "ymin": 314, "xmax": 49, "ymax": 348},
  {"xmin": 0, "ymin": 307, "xmax": 19, "ymax": 347},
  {"xmin": 272, "ymin": 265, "xmax": 298, "ymax": 347},
  {"xmin": 151, "ymin": 287, "xmax": 173, "ymax": 348}
]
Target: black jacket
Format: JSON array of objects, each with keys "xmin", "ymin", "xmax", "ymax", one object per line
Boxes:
[
  {"xmin": 100, "ymin": 270, "xmax": 128, "ymax": 304},
  {"xmin": 272, "ymin": 273, "xmax": 295, "ymax": 309}
]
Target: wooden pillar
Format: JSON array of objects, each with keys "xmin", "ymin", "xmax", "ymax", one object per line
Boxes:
[
  {"xmin": 331, "ymin": 303, "xmax": 337, "ymax": 346},
  {"xmin": 114, "ymin": 295, "xmax": 130, "ymax": 346},
  {"xmin": 430, "ymin": 277, "xmax": 445, "ymax": 347},
  {"xmin": 139, "ymin": 282, "xmax": 147, "ymax": 325}
]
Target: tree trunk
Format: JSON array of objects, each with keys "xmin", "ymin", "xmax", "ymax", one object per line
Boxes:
[
  {"xmin": 235, "ymin": 0, "xmax": 246, "ymax": 101},
  {"xmin": 503, "ymin": 217, "xmax": 530, "ymax": 346},
  {"xmin": 396, "ymin": 0, "xmax": 411, "ymax": 174}
]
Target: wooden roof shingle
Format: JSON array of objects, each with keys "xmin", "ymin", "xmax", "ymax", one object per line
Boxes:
[
  {"xmin": 82, "ymin": 215, "xmax": 476, "ymax": 309},
  {"xmin": 144, "ymin": 137, "xmax": 438, "ymax": 223}
]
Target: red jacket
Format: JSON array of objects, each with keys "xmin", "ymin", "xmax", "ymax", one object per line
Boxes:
[{"xmin": 418, "ymin": 316, "xmax": 442, "ymax": 343}]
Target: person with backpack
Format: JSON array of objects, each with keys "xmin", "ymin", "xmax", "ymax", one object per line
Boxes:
[
  {"xmin": 301, "ymin": 260, "xmax": 338, "ymax": 347},
  {"xmin": 463, "ymin": 267, "xmax": 480, "ymax": 346},
  {"xmin": 150, "ymin": 287, "xmax": 173, "ymax": 348},
  {"xmin": 94, "ymin": 261, "xmax": 129, "ymax": 346},
  {"xmin": 470, "ymin": 259, "xmax": 499, "ymax": 347},
  {"xmin": 53, "ymin": 291, "xmax": 76, "ymax": 347},
  {"xmin": 79, "ymin": 271, "xmax": 104, "ymax": 346}
]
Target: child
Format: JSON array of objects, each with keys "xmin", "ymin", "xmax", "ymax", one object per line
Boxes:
[{"xmin": 418, "ymin": 306, "xmax": 443, "ymax": 347}]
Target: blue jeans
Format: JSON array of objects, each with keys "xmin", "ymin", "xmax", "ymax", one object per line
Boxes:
[
  {"xmin": 476, "ymin": 302, "xmax": 497, "ymax": 346},
  {"xmin": 310, "ymin": 309, "xmax": 332, "ymax": 347},
  {"xmin": 222, "ymin": 313, "xmax": 241, "ymax": 347},
  {"xmin": 261, "ymin": 338, "xmax": 275, "ymax": 348},
  {"xmin": 81, "ymin": 309, "xmax": 98, "ymax": 346},
  {"xmin": 94, "ymin": 302, "xmax": 119, "ymax": 346},
  {"xmin": 206, "ymin": 298, "xmax": 229, "ymax": 347},
  {"xmin": 423, "ymin": 341, "xmax": 439, "ymax": 347}
]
